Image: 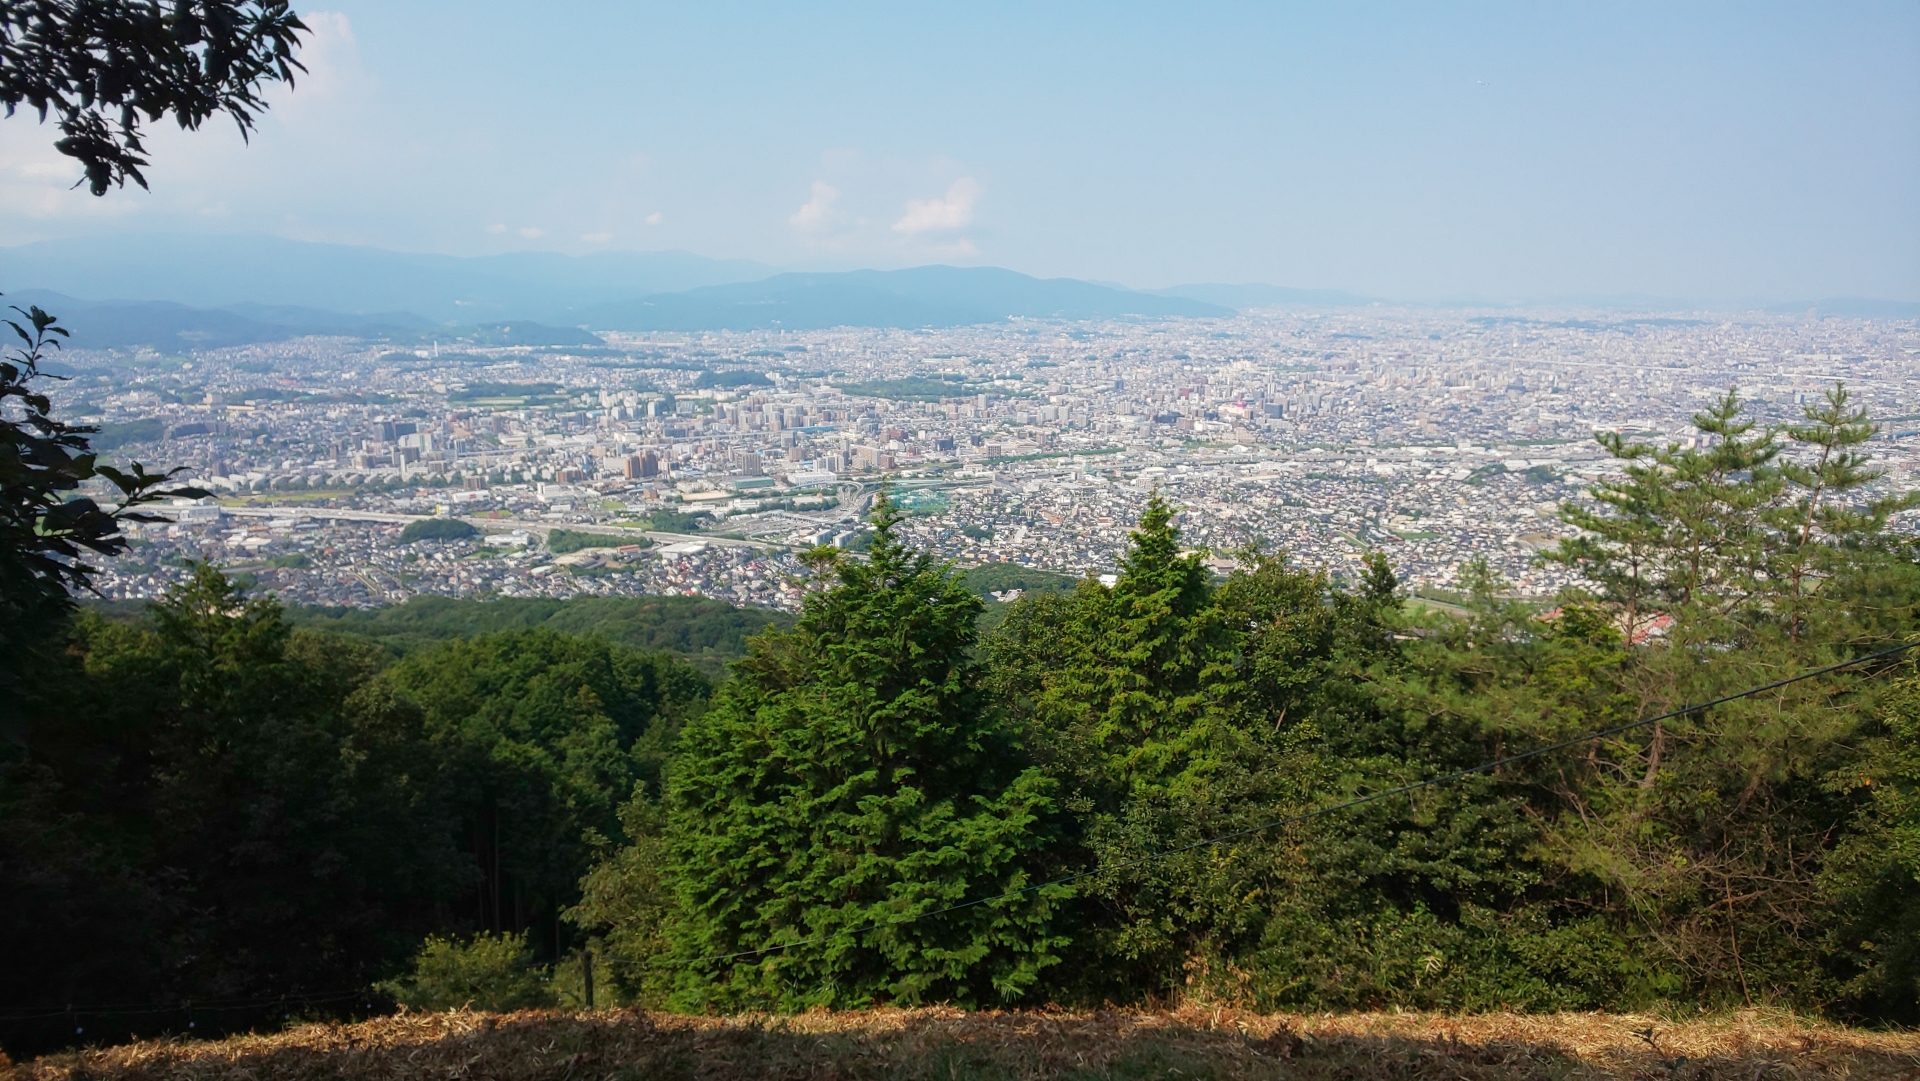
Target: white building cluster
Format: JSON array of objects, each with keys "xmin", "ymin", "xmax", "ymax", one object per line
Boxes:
[{"xmin": 59, "ymin": 307, "xmax": 1920, "ymax": 612}]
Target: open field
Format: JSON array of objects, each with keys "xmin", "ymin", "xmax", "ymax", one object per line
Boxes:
[{"xmin": 14, "ymin": 1008, "xmax": 1920, "ymax": 1081}]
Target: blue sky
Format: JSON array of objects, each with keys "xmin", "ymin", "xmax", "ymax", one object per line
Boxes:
[{"xmin": 0, "ymin": 1, "xmax": 1914, "ymax": 302}]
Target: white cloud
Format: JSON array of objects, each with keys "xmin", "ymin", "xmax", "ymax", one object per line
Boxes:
[
  {"xmin": 517, "ymin": 226, "xmax": 545, "ymax": 239},
  {"xmin": 486, "ymin": 223, "xmax": 508, "ymax": 234},
  {"xmin": 892, "ymin": 178, "xmax": 981, "ymax": 234},
  {"xmin": 581, "ymin": 231, "xmax": 613, "ymax": 243},
  {"xmin": 788, "ymin": 181, "xmax": 841, "ymax": 232},
  {"xmin": 275, "ymin": 12, "xmax": 369, "ymax": 113},
  {"xmin": 645, "ymin": 212, "xmax": 663, "ymax": 225},
  {"xmin": 0, "ymin": 9, "xmax": 380, "ymax": 238},
  {"xmin": 935, "ymin": 238, "xmax": 980, "ymax": 258}
]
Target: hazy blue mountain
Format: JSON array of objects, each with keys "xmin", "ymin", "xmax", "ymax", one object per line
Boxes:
[
  {"xmin": 0, "ymin": 233, "xmax": 777, "ymax": 322},
  {"xmin": 3, "ymin": 236, "xmax": 1231, "ymax": 335},
  {"xmin": 1148, "ymin": 282, "xmax": 1375, "ymax": 309},
  {"xmin": 0, "ymin": 290, "xmax": 428, "ymax": 350},
  {"xmin": 1, "ymin": 290, "xmax": 598, "ymax": 352},
  {"xmin": 577, "ymin": 266, "xmax": 1232, "ymax": 330},
  {"xmin": 1768, "ymin": 297, "xmax": 1920, "ymax": 319},
  {"xmin": 222, "ymin": 302, "xmax": 436, "ymax": 331},
  {"xmin": 449, "ymin": 322, "xmax": 602, "ymax": 347}
]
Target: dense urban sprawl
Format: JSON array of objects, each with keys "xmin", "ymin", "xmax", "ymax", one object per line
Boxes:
[{"xmin": 55, "ymin": 308, "xmax": 1920, "ymax": 612}]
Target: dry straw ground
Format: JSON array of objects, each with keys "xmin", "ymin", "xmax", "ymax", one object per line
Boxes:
[{"xmin": 11, "ymin": 1008, "xmax": 1920, "ymax": 1081}]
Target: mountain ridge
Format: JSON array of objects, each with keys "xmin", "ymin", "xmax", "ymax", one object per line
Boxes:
[{"xmin": 574, "ymin": 266, "xmax": 1232, "ymax": 330}]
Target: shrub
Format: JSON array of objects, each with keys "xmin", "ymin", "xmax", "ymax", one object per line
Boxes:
[
  {"xmin": 400, "ymin": 518, "xmax": 478, "ymax": 544},
  {"xmin": 376, "ymin": 931, "xmax": 553, "ymax": 1012},
  {"xmin": 549, "ymin": 528, "xmax": 643, "ymax": 554}
]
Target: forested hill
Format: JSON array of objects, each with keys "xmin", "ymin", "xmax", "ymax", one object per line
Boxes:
[
  {"xmin": 92, "ymin": 571, "xmax": 1067, "ymax": 670},
  {"xmin": 86, "ymin": 593, "xmax": 791, "ymax": 674},
  {"xmin": 9, "ymin": 389, "xmax": 1920, "ymax": 1058},
  {"xmin": 285, "ymin": 595, "xmax": 791, "ymax": 674}
]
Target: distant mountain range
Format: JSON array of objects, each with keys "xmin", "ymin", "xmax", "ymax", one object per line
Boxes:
[
  {"xmin": 1144, "ymin": 283, "xmax": 1376, "ymax": 309},
  {"xmin": 0, "ymin": 233, "xmax": 775, "ymax": 324},
  {"xmin": 573, "ymin": 267, "xmax": 1229, "ymax": 331},
  {"xmin": 1, "ymin": 233, "xmax": 1910, "ymax": 351},
  {"xmin": 0, "ymin": 236, "xmax": 1238, "ymax": 348},
  {"xmin": 1, "ymin": 291, "xmax": 604, "ymax": 352}
]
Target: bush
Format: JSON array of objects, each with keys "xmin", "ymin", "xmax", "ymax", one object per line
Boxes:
[
  {"xmin": 637, "ymin": 509, "xmax": 711, "ymax": 533},
  {"xmin": 549, "ymin": 528, "xmax": 644, "ymax": 554},
  {"xmin": 692, "ymin": 369, "xmax": 772, "ymax": 389},
  {"xmin": 400, "ymin": 518, "xmax": 478, "ymax": 544},
  {"xmin": 376, "ymin": 931, "xmax": 554, "ymax": 1012}
]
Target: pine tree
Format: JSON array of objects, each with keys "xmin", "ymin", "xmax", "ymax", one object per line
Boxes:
[
  {"xmin": 664, "ymin": 490, "xmax": 1065, "ymax": 1009},
  {"xmin": 1033, "ymin": 491, "xmax": 1240, "ymax": 799}
]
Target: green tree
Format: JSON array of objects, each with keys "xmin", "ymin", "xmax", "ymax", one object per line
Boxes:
[
  {"xmin": 565, "ymin": 794, "xmax": 675, "ymax": 1005},
  {"xmin": 3, "ymin": 0, "xmax": 305, "ymax": 713},
  {"xmin": 377, "ymin": 628, "xmax": 709, "ymax": 959},
  {"xmin": 664, "ymin": 490, "xmax": 1065, "ymax": 1009},
  {"xmin": 0, "ymin": 303, "xmax": 198, "ymax": 728},
  {"xmin": 982, "ymin": 500, "xmax": 1406, "ymax": 1004},
  {"xmin": 0, "ymin": 0, "xmax": 308, "ymax": 194},
  {"xmin": 1028, "ymin": 492, "xmax": 1239, "ymax": 800},
  {"xmin": 399, "ymin": 517, "xmax": 479, "ymax": 544},
  {"xmin": 376, "ymin": 931, "xmax": 554, "ymax": 1012},
  {"xmin": 1361, "ymin": 386, "xmax": 1920, "ymax": 1010},
  {"xmin": 2, "ymin": 565, "xmax": 465, "ymax": 1038},
  {"xmin": 1821, "ymin": 668, "xmax": 1920, "ymax": 1021}
]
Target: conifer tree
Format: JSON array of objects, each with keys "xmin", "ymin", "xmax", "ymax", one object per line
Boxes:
[
  {"xmin": 664, "ymin": 490, "xmax": 1065, "ymax": 1009},
  {"xmin": 1033, "ymin": 491, "xmax": 1240, "ymax": 800}
]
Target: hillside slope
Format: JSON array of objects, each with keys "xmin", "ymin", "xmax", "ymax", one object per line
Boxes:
[
  {"xmin": 286, "ymin": 594, "xmax": 792, "ymax": 674},
  {"xmin": 19, "ymin": 1008, "xmax": 1919, "ymax": 1081}
]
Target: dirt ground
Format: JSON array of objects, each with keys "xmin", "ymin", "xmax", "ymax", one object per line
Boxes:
[{"xmin": 13, "ymin": 1006, "xmax": 1920, "ymax": 1081}]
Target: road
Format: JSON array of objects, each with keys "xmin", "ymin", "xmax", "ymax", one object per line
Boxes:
[{"xmin": 220, "ymin": 505, "xmax": 784, "ymax": 551}]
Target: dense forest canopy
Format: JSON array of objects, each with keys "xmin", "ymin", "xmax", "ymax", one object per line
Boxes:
[{"xmin": 4, "ymin": 387, "xmax": 1920, "ymax": 1056}]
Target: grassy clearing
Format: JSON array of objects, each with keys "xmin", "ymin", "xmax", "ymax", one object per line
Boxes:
[{"xmin": 16, "ymin": 1008, "xmax": 1920, "ymax": 1081}]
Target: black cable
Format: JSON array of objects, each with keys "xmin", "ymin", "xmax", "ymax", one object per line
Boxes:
[{"xmin": 651, "ymin": 636, "xmax": 1920, "ymax": 969}]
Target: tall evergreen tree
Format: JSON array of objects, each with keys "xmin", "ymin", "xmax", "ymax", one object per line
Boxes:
[
  {"xmin": 1029, "ymin": 492, "xmax": 1241, "ymax": 801},
  {"xmin": 664, "ymin": 491, "xmax": 1065, "ymax": 1009},
  {"xmin": 377, "ymin": 628, "xmax": 710, "ymax": 958},
  {"xmin": 2, "ymin": 566, "xmax": 466, "ymax": 1046}
]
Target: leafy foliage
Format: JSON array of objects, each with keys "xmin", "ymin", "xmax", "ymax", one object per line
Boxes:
[
  {"xmin": 662, "ymin": 491, "xmax": 1067, "ymax": 1009},
  {"xmin": 693, "ymin": 369, "xmax": 773, "ymax": 389},
  {"xmin": 2, "ymin": 566, "xmax": 465, "ymax": 1045},
  {"xmin": 0, "ymin": 0, "xmax": 307, "ymax": 194},
  {"xmin": 548, "ymin": 528, "xmax": 645, "ymax": 554},
  {"xmin": 959, "ymin": 562, "xmax": 1079, "ymax": 599},
  {"xmin": 11, "ymin": 385, "xmax": 1920, "ymax": 1045},
  {"xmin": 0, "ymin": 299, "xmax": 200, "ymax": 729},
  {"xmin": 372, "ymin": 628, "xmax": 709, "ymax": 959},
  {"xmin": 283, "ymin": 594, "xmax": 790, "ymax": 675},
  {"xmin": 1, "ymin": 569, "xmax": 711, "ymax": 1053},
  {"xmin": 634, "ymin": 508, "xmax": 713, "ymax": 533},
  {"xmin": 88, "ymin": 417, "xmax": 166, "ymax": 449},
  {"xmin": 375, "ymin": 931, "xmax": 554, "ymax": 1012},
  {"xmin": 399, "ymin": 518, "xmax": 479, "ymax": 544},
  {"xmin": 4, "ymin": 0, "xmax": 280, "ymax": 393}
]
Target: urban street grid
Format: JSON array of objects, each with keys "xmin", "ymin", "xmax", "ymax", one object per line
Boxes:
[{"xmin": 53, "ymin": 308, "xmax": 1920, "ymax": 614}]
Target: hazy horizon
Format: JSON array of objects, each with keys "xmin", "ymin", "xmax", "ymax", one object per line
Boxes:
[{"xmin": 0, "ymin": 2, "xmax": 1914, "ymax": 304}]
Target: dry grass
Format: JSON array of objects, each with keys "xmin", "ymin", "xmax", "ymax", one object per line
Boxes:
[{"xmin": 12, "ymin": 1007, "xmax": 1920, "ymax": 1081}]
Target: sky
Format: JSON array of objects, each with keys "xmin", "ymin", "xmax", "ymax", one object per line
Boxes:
[{"xmin": 0, "ymin": 1, "xmax": 1915, "ymax": 303}]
